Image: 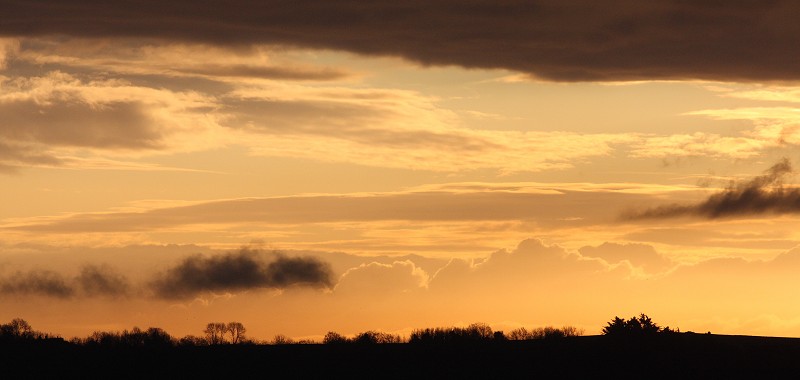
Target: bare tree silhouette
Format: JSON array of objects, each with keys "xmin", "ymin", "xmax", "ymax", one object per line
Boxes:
[
  {"xmin": 204, "ymin": 322, "xmax": 228, "ymax": 345},
  {"xmin": 227, "ymin": 322, "xmax": 247, "ymax": 344}
]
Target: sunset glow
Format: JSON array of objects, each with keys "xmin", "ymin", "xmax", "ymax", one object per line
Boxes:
[{"xmin": 3, "ymin": 1, "xmax": 800, "ymax": 341}]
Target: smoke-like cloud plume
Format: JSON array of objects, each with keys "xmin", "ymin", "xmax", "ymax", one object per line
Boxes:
[
  {"xmin": 0, "ymin": 265, "xmax": 132, "ymax": 299},
  {"xmin": 0, "ymin": 270, "xmax": 74, "ymax": 298},
  {"xmin": 150, "ymin": 250, "xmax": 333, "ymax": 299},
  {"xmin": 76, "ymin": 265, "xmax": 131, "ymax": 298},
  {"xmin": 627, "ymin": 158, "xmax": 800, "ymax": 220}
]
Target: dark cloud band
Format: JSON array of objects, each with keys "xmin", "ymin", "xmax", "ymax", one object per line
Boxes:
[
  {"xmin": 0, "ymin": 265, "xmax": 129, "ymax": 299},
  {"xmin": 149, "ymin": 250, "xmax": 334, "ymax": 299},
  {"xmin": 2, "ymin": 1, "xmax": 799, "ymax": 82}
]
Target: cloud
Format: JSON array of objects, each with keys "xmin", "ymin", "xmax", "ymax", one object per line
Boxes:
[
  {"xmin": 334, "ymin": 260, "xmax": 429, "ymax": 296},
  {"xmin": 430, "ymin": 238, "xmax": 613, "ymax": 293},
  {"xmin": 0, "ymin": 38, "xmax": 19, "ymax": 70},
  {"xmin": 3, "ymin": 40, "xmax": 636, "ymax": 174},
  {"xmin": 0, "ymin": 265, "xmax": 132, "ymax": 299},
  {"xmin": 626, "ymin": 158, "xmax": 800, "ymax": 220},
  {"xmin": 630, "ymin": 133, "xmax": 771, "ymax": 159},
  {"xmin": 17, "ymin": 39, "xmax": 350, "ymax": 82},
  {"xmin": 0, "ymin": 71, "xmax": 224, "ymax": 170},
  {"xmin": 149, "ymin": 249, "xmax": 333, "ymax": 299},
  {"xmin": 225, "ymin": 82, "xmax": 631, "ymax": 172},
  {"xmin": 3, "ymin": 1, "xmax": 800, "ymax": 82},
  {"xmin": 578, "ymin": 242, "xmax": 674, "ymax": 273},
  {"xmin": 4, "ymin": 183, "xmax": 676, "ymax": 234},
  {"xmin": 0, "ymin": 270, "xmax": 74, "ymax": 298},
  {"xmin": 0, "ymin": 139, "xmax": 63, "ymax": 173},
  {"xmin": 76, "ymin": 265, "xmax": 131, "ymax": 298}
]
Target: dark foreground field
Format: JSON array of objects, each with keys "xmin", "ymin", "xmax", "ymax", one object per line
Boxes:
[{"xmin": 4, "ymin": 334, "xmax": 800, "ymax": 379}]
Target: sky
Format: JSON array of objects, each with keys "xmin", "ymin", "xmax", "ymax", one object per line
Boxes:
[{"xmin": 3, "ymin": 0, "xmax": 800, "ymax": 341}]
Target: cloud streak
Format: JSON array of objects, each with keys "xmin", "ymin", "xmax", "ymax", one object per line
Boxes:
[
  {"xmin": 2, "ymin": 1, "xmax": 800, "ymax": 82},
  {"xmin": 149, "ymin": 249, "xmax": 333, "ymax": 299},
  {"xmin": 627, "ymin": 158, "xmax": 800, "ymax": 220},
  {"xmin": 4, "ymin": 183, "xmax": 684, "ymax": 235}
]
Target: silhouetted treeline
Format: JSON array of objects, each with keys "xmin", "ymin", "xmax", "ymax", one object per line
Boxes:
[
  {"xmin": 0, "ymin": 318, "xmax": 587, "ymax": 347},
  {"xmin": 7, "ymin": 316, "xmax": 800, "ymax": 379},
  {"xmin": 78, "ymin": 327, "xmax": 174, "ymax": 348},
  {"xmin": 507, "ymin": 325, "xmax": 584, "ymax": 340},
  {"xmin": 324, "ymin": 330, "xmax": 404, "ymax": 344},
  {"xmin": 0, "ymin": 318, "xmax": 60, "ymax": 342},
  {"xmin": 6, "ymin": 315, "xmax": 698, "ymax": 348}
]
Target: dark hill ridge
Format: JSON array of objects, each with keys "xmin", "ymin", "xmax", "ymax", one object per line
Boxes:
[{"xmin": 3, "ymin": 334, "xmax": 800, "ymax": 379}]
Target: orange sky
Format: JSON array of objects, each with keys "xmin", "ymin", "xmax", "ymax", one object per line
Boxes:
[{"xmin": 3, "ymin": 1, "xmax": 800, "ymax": 341}]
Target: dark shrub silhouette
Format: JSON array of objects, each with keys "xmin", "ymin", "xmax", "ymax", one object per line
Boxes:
[
  {"xmin": 353, "ymin": 331, "xmax": 403, "ymax": 344},
  {"xmin": 409, "ymin": 323, "xmax": 497, "ymax": 344},
  {"xmin": 323, "ymin": 331, "xmax": 348, "ymax": 344},
  {"xmin": 272, "ymin": 334, "xmax": 295, "ymax": 345},
  {"xmin": 178, "ymin": 335, "xmax": 208, "ymax": 346},
  {"xmin": 83, "ymin": 327, "xmax": 175, "ymax": 348},
  {"xmin": 507, "ymin": 326, "xmax": 584, "ymax": 340},
  {"xmin": 602, "ymin": 313, "xmax": 675, "ymax": 337}
]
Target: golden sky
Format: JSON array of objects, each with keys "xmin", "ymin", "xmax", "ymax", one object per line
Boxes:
[{"xmin": 3, "ymin": 1, "xmax": 800, "ymax": 341}]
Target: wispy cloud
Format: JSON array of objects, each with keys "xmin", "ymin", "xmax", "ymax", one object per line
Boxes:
[{"xmin": 0, "ymin": 71, "xmax": 224, "ymax": 170}]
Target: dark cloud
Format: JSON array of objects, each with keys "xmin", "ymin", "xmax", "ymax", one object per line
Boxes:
[
  {"xmin": 2, "ymin": 1, "xmax": 800, "ymax": 82},
  {"xmin": 626, "ymin": 158, "xmax": 800, "ymax": 220},
  {"xmin": 0, "ymin": 265, "xmax": 132, "ymax": 298},
  {"xmin": 150, "ymin": 250, "xmax": 333, "ymax": 299},
  {"xmin": 76, "ymin": 265, "xmax": 131, "ymax": 298},
  {"xmin": 0, "ymin": 270, "xmax": 75, "ymax": 298}
]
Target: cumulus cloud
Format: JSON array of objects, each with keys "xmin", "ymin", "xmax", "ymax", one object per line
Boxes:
[
  {"xmin": 627, "ymin": 158, "xmax": 800, "ymax": 220},
  {"xmin": 334, "ymin": 260, "xmax": 429, "ymax": 296},
  {"xmin": 430, "ymin": 238, "xmax": 612, "ymax": 293},
  {"xmin": 578, "ymin": 242, "xmax": 674, "ymax": 273},
  {"xmin": 149, "ymin": 249, "xmax": 333, "ymax": 299},
  {"xmin": 2, "ymin": 1, "xmax": 800, "ymax": 82}
]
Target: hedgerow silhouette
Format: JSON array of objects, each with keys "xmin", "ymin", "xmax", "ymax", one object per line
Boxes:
[{"xmin": 2, "ymin": 315, "xmax": 683, "ymax": 347}]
